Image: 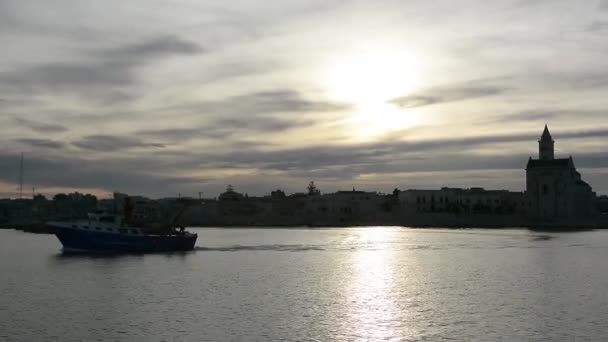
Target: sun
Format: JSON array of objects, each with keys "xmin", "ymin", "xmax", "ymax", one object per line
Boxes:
[{"xmin": 325, "ymin": 49, "xmax": 423, "ymax": 137}]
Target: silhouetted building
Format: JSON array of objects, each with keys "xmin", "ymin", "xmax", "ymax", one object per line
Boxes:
[
  {"xmin": 399, "ymin": 187, "xmax": 523, "ymax": 215},
  {"xmin": 307, "ymin": 189, "xmax": 382, "ymax": 225},
  {"xmin": 526, "ymin": 125, "xmax": 596, "ymax": 219},
  {"xmin": 598, "ymin": 195, "xmax": 608, "ymax": 214},
  {"xmin": 218, "ymin": 185, "xmax": 244, "ymax": 201}
]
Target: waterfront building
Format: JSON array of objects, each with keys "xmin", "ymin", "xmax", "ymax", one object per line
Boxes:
[
  {"xmin": 217, "ymin": 185, "xmax": 270, "ymax": 224},
  {"xmin": 97, "ymin": 199, "xmax": 115, "ymax": 213},
  {"xmin": 598, "ymin": 195, "xmax": 608, "ymax": 214},
  {"xmin": 399, "ymin": 188, "xmax": 458, "ymax": 213},
  {"xmin": 307, "ymin": 189, "xmax": 383, "ymax": 225},
  {"xmin": 399, "ymin": 187, "xmax": 524, "ymax": 215},
  {"xmin": 218, "ymin": 185, "xmax": 244, "ymax": 202},
  {"xmin": 271, "ymin": 192, "xmax": 308, "ymax": 223},
  {"xmin": 525, "ymin": 125, "xmax": 596, "ymax": 219}
]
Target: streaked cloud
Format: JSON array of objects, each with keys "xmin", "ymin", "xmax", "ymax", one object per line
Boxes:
[
  {"xmin": 14, "ymin": 118, "xmax": 68, "ymax": 133},
  {"xmin": 0, "ymin": 35, "xmax": 204, "ymax": 102},
  {"xmin": 17, "ymin": 138, "xmax": 65, "ymax": 149},
  {"xmin": 73, "ymin": 135, "xmax": 165, "ymax": 152},
  {"xmin": 390, "ymin": 81, "xmax": 507, "ymax": 109}
]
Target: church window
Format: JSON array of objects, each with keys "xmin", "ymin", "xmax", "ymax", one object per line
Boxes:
[{"xmin": 542, "ymin": 185, "xmax": 549, "ymax": 195}]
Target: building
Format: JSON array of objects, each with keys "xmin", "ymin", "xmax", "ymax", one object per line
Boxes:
[
  {"xmin": 399, "ymin": 187, "xmax": 523, "ymax": 215},
  {"xmin": 217, "ymin": 185, "xmax": 270, "ymax": 225},
  {"xmin": 598, "ymin": 195, "xmax": 608, "ymax": 214},
  {"xmin": 525, "ymin": 125, "xmax": 596, "ymax": 219},
  {"xmin": 309, "ymin": 189, "xmax": 382, "ymax": 225}
]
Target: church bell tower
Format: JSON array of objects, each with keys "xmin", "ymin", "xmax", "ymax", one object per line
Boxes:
[{"xmin": 539, "ymin": 125, "xmax": 554, "ymax": 160}]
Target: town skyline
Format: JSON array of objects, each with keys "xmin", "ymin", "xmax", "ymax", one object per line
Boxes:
[{"xmin": 1, "ymin": 1, "xmax": 608, "ymax": 198}]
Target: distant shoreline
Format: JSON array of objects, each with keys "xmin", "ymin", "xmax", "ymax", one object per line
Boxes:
[{"xmin": 2, "ymin": 222, "xmax": 606, "ymax": 234}]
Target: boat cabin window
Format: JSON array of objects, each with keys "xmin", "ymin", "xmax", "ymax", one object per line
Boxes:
[
  {"xmin": 95, "ymin": 227, "xmax": 101, "ymax": 231},
  {"xmin": 72, "ymin": 225, "xmax": 77, "ymax": 228},
  {"xmin": 130, "ymin": 229, "xmax": 139, "ymax": 234},
  {"xmin": 83, "ymin": 226, "xmax": 89, "ymax": 229},
  {"xmin": 99, "ymin": 216, "xmax": 115, "ymax": 223},
  {"xmin": 106, "ymin": 228, "xmax": 113, "ymax": 232},
  {"xmin": 118, "ymin": 229, "xmax": 127, "ymax": 234}
]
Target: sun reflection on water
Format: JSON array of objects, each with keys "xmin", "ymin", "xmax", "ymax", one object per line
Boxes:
[{"xmin": 346, "ymin": 228, "xmax": 411, "ymax": 341}]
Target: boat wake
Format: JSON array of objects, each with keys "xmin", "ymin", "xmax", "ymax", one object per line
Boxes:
[
  {"xmin": 194, "ymin": 244, "xmax": 327, "ymax": 252},
  {"xmin": 193, "ymin": 243, "xmax": 446, "ymax": 252},
  {"xmin": 530, "ymin": 235, "xmax": 554, "ymax": 241}
]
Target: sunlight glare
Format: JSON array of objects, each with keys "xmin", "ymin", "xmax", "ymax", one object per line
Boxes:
[{"xmin": 325, "ymin": 48, "xmax": 424, "ymax": 137}]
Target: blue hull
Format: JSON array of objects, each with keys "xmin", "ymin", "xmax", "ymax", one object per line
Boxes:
[{"xmin": 54, "ymin": 227, "xmax": 197, "ymax": 253}]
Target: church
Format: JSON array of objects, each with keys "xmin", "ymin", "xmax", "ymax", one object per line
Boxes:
[{"xmin": 526, "ymin": 126, "xmax": 596, "ymax": 220}]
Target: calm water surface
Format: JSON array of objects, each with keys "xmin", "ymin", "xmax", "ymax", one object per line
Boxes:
[{"xmin": 1, "ymin": 227, "xmax": 608, "ymax": 341}]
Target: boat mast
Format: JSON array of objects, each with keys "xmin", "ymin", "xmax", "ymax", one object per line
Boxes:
[{"xmin": 19, "ymin": 152, "xmax": 24, "ymax": 199}]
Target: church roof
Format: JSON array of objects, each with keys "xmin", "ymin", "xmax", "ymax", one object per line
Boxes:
[
  {"xmin": 540, "ymin": 124, "xmax": 553, "ymax": 141},
  {"xmin": 577, "ymin": 180, "xmax": 590, "ymax": 187},
  {"xmin": 527, "ymin": 157, "xmax": 574, "ymax": 169}
]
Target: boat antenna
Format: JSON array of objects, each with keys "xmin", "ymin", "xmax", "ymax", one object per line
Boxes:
[{"xmin": 19, "ymin": 152, "xmax": 24, "ymax": 199}]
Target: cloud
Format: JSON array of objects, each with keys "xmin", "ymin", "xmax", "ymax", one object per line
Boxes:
[
  {"xmin": 0, "ymin": 35, "xmax": 204, "ymax": 102},
  {"xmin": 1, "ymin": 63, "xmax": 129, "ymax": 92},
  {"xmin": 0, "ymin": 152, "xmax": 203, "ymax": 197},
  {"xmin": 390, "ymin": 81, "xmax": 507, "ymax": 109},
  {"xmin": 215, "ymin": 115, "xmax": 313, "ymax": 133},
  {"xmin": 391, "ymin": 71, "xmax": 608, "ymax": 110},
  {"xmin": 99, "ymin": 35, "xmax": 203, "ymax": 61},
  {"xmin": 73, "ymin": 135, "xmax": 165, "ymax": 152},
  {"xmin": 14, "ymin": 118, "xmax": 68, "ymax": 133},
  {"xmin": 198, "ymin": 90, "xmax": 352, "ymax": 115},
  {"xmin": 199, "ymin": 60, "xmax": 282, "ymax": 84},
  {"xmin": 482, "ymin": 111, "xmax": 559, "ymax": 124},
  {"xmin": 559, "ymin": 129, "xmax": 608, "ymax": 140},
  {"xmin": 541, "ymin": 71, "xmax": 608, "ymax": 89},
  {"xmin": 132, "ymin": 89, "xmax": 350, "ymax": 142},
  {"xmin": 586, "ymin": 21, "xmax": 608, "ymax": 33},
  {"xmin": 137, "ymin": 128, "xmax": 202, "ymax": 140},
  {"xmin": 136, "ymin": 90, "xmax": 335, "ymax": 141},
  {"xmin": 194, "ymin": 128, "xmax": 608, "ymax": 174},
  {"xmin": 478, "ymin": 109, "xmax": 608, "ymax": 125},
  {"xmin": 17, "ymin": 138, "xmax": 65, "ymax": 149},
  {"xmin": 140, "ymin": 88, "xmax": 348, "ymax": 121}
]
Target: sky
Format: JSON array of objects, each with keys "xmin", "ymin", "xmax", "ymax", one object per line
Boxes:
[{"xmin": 1, "ymin": 0, "xmax": 608, "ymax": 199}]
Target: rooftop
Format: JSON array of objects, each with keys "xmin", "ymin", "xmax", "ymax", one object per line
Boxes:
[{"xmin": 527, "ymin": 157, "xmax": 574, "ymax": 169}]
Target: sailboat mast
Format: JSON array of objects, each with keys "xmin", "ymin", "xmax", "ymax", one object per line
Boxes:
[{"xmin": 19, "ymin": 152, "xmax": 24, "ymax": 199}]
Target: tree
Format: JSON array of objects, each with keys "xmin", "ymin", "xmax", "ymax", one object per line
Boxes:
[
  {"xmin": 53, "ymin": 193, "xmax": 68, "ymax": 202},
  {"xmin": 307, "ymin": 181, "xmax": 320, "ymax": 196}
]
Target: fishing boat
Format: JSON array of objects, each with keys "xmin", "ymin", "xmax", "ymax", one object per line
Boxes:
[
  {"xmin": 48, "ymin": 213, "xmax": 197, "ymax": 253},
  {"xmin": 47, "ymin": 197, "xmax": 197, "ymax": 253},
  {"xmin": 47, "ymin": 213, "xmax": 197, "ymax": 253}
]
